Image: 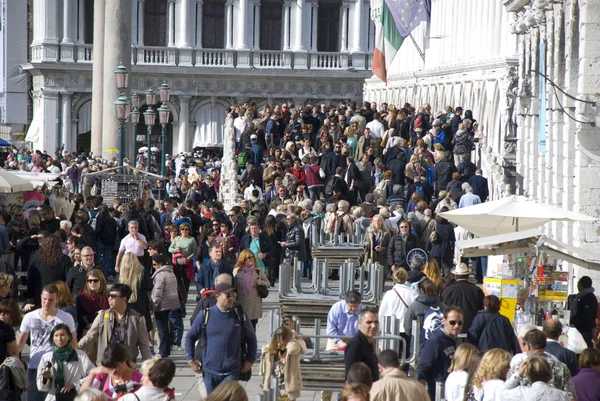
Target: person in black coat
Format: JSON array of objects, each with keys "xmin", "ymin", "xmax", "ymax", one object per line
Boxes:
[
  {"xmin": 570, "ymin": 276, "xmax": 599, "ymax": 347},
  {"xmin": 441, "ymin": 263, "xmax": 485, "ymax": 334},
  {"xmin": 386, "ymin": 152, "xmax": 407, "ymax": 188},
  {"xmin": 427, "ymin": 213, "xmax": 455, "ymax": 276},
  {"xmin": 468, "ymin": 295, "xmax": 520, "ymax": 354},
  {"xmin": 281, "ymin": 214, "xmax": 306, "ymax": 264},
  {"xmin": 321, "ymin": 145, "xmax": 345, "ymax": 178},
  {"xmin": 450, "ymin": 107, "xmax": 463, "ymax": 135},
  {"xmin": 543, "ymin": 319, "xmax": 579, "ymax": 377},
  {"xmin": 95, "ymin": 205, "xmax": 117, "ymax": 278},
  {"xmin": 468, "ymin": 170, "xmax": 489, "ymax": 202},
  {"xmin": 344, "ymin": 308, "xmax": 380, "ymax": 381},
  {"xmin": 434, "ymin": 155, "xmax": 457, "ymax": 193},
  {"xmin": 345, "ymin": 157, "xmax": 362, "ymax": 205},
  {"xmin": 387, "ymin": 221, "xmax": 420, "ymax": 271}
]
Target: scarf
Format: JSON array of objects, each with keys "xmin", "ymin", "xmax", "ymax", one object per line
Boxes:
[
  {"xmin": 53, "ymin": 344, "xmax": 78, "ymax": 391},
  {"xmin": 77, "ymin": 290, "xmax": 109, "ymax": 318},
  {"xmin": 241, "ymin": 265, "xmax": 255, "ymax": 295}
]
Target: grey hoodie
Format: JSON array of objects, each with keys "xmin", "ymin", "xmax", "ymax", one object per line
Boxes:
[{"xmin": 403, "ymin": 294, "xmax": 446, "ymax": 334}]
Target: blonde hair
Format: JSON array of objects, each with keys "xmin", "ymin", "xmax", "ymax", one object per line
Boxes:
[
  {"xmin": 423, "ymin": 261, "xmax": 443, "ymax": 294},
  {"xmin": 473, "ymin": 349, "xmax": 511, "ymax": 389},
  {"xmin": 234, "ymin": 249, "xmax": 259, "ymax": 271},
  {"xmin": 141, "ymin": 356, "xmax": 161, "ymax": 375},
  {"xmin": 0, "ymin": 273, "xmax": 13, "ymax": 290},
  {"xmin": 204, "ymin": 381, "xmax": 248, "ymax": 401},
  {"xmin": 448, "ymin": 343, "xmax": 479, "ymax": 372},
  {"xmin": 267, "ymin": 326, "xmax": 294, "ymax": 357},
  {"xmin": 75, "ymin": 388, "xmax": 107, "ymax": 401},
  {"xmin": 392, "ymin": 268, "xmax": 408, "ymax": 284},
  {"xmin": 118, "ymin": 252, "xmax": 145, "ymax": 303}
]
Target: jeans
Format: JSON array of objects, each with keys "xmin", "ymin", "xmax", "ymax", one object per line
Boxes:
[
  {"xmin": 303, "ymin": 259, "xmax": 313, "ymax": 278},
  {"xmin": 202, "ymin": 370, "xmax": 239, "ymax": 395},
  {"xmin": 168, "ymin": 308, "xmax": 184, "ymax": 346},
  {"xmin": 308, "ymin": 187, "xmax": 322, "ymax": 203},
  {"xmin": 154, "ymin": 310, "xmax": 171, "ymax": 357},
  {"xmin": 28, "ymin": 369, "xmax": 46, "ymax": 401},
  {"xmin": 97, "ymin": 241, "xmax": 114, "ymax": 278}
]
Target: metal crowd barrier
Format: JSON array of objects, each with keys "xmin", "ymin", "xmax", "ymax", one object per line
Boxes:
[{"xmin": 310, "ymin": 219, "xmax": 366, "ymax": 248}]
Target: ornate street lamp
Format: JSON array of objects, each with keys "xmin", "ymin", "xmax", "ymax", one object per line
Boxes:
[
  {"xmin": 114, "ymin": 64, "xmax": 129, "ymax": 91},
  {"xmin": 159, "ymin": 82, "xmax": 171, "ymax": 103},
  {"xmin": 145, "ymin": 88, "xmax": 156, "ymax": 108},
  {"xmin": 114, "ymin": 95, "xmax": 130, "ymax": 167},
  {"xmin": 143, "ymin": 108, "xmax": 156, "ymax": 172},
  {"xmin": 158, "ymin": 103, "xmax": 171, "ymax": 177}
]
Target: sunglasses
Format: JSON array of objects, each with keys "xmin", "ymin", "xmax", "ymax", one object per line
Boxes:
[
  {"xmin": 0, "ymin": 310, "xmax": 10, "ymax": 315},
  {"xmin": 87, "ymin": 279, "xmax": 100, "ymax": 283},
  {"xmin": 448, "ymin": 320, "xmax": 464, "ymax": 326},
  {"xmin": 108, "ymin": 293, "xmax": 123, "ymax": 299}
]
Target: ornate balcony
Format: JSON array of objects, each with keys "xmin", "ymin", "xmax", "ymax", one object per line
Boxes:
[{"xmin": 30, "ymin": 43, "xmax": 373, "ymax": 72}]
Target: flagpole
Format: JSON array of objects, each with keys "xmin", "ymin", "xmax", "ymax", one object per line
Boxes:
[{"xmin": 408, "ymin": 33, "xmax": 425, "ymax": 61}]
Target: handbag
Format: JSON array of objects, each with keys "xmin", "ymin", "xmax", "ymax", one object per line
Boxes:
[
  {"xmin": 55, "ymin": 390, "xmax": 77, "ymax": 401},
  {"xmin": 256, "ymin": 269, "xmax": 269, "ymax": 299}
]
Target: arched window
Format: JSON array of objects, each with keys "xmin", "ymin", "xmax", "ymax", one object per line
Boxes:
[
  {"xmin": 203, "ymin": 0, "xmax": 226, "ymax": 49},
  {"xmin": 260, "ymin": 0, "xmax": 283, "ymax": 50},
  {"xmin": 317, "ymin": 0, "xmax": 340, "ymax": 52},
  {"xmin": 145, "ymin": 0, "xmax": 168, "ymax": 46}
]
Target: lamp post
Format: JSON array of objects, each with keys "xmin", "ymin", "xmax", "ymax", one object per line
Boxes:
[
  {"xmin": 130, "ymin": 93, "xmax": 141, "ymax": 159},
  {"xmin": 158, "ymin": 82, "xmax": 171, "ymax": 177},
  {"xmin": 145, "ymin": 88, "xmax": 156, "ymax": 172},
  {"xmin": 113, "ymin": 64, "xmax": 130, "ymax": 167},
  {"xmin": 158, "ymin": 104, "xmax": 171, "ymax": 177}
]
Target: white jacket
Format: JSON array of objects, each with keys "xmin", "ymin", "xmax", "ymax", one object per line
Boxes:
[
  {"xmin": 37, "ymin": 349, "xmax": 94, "ymax": 401},
  {"xmin": 501, "ymin": 377, "xmax": 570, "ymax": 401},
  {"xmin": 378, "ymin": 284, "xmax": 419, "ymax": 333}
]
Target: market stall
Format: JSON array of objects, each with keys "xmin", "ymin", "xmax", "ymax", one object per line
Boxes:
[
  {"xmin": 457, "ymin": 229, "xmax": 599, "ymax": 353},
  {"xmin": 83, "ymin": 166, "xmax": 167, "ymax": 205}
]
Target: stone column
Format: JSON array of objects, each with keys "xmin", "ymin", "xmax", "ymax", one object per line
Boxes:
[
  {"xmin": 138, "ymin": 0, "xmax": 145, "ymax": 46},
  {"xmin": 294, "ymin": 0, "xmax": 306, "ymax": 51},
  {"xmin": 61, "ymin": 0, "xmax": 75, "ymax": 61},
  {"xmin": 196, "ymin": 0, "xmax": 203, "ymax": 48},
  {"xmin": 77, "ymin": 0, "xmax": 85, "ymax": 43},
  {"xmin": 219, "ymin": 115, "xmax": 239, "ymax": 210},
  {"xmin": 61, "ymin": 93, "xmax": 72, "ymax": 152},
  {"xmin": 237, "ymin": 0, "xmax": 250, "ymax": 49},
  {"xmin": 225, "ymin": 1, "xmax": 234, "ymax": 49},
  {"xmin": 352, "ymin": 0, "xmax": 364, "ymax": 53},
  {"xmin": 283, "ymin": 2, "xmax": 291, "ymax": 50},
  {"xmin": 253, "ymin": 0, "xmax": 260, "ymax": 50},
  {"xmin": 71, "ymin": 119, "xmax": 78, "ymax": 153},
  {"xmin": 101, "ymin": 0, "xmax": 132, "ymax": 161},
  {"xmin": 178, "ymin": 0, "xmax": 193, "ymax": 65},
  {"xmin": 340, "ymin": 4, "xmax": 349, "ymax": 52},
  {"xmin": 178, "ymin": 96, "xmax": 190, "ymax": 153},
  {"xmin": 33, "ymin": 0, "xmax": 60, "ymax": 61},
  {"xmin": 40, "ymin": 92, "xmax": 60, "ymax": 153},
  {"xmin": 310, "ymin": 2, "xmax": 318, "ymax": 52},
  {"xmin": 90, "ymin": 0, "xmax": 105, "ymax": 156},
  {"xmin": 167, "ymin": 0, "xmax": 176, "ymax": 47}
]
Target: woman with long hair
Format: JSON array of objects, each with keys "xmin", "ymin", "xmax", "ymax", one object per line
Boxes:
[
  {"xmin": 444, "ymin": 343, "xmax": 480, "ymax": 401},
  {"xmin": 262, "ymin": 326, "xmax": 307, "ymax": 401},
  {"xmin": 0, "ymin": 298, "xmax": 23, "ymax": 334},
  {"xmin": 204, "ymin": 381, "xmax": 248, "ymax": 401},
  {"xmin": 53, "ymin": 281, "xmax": 78, "ymax": 323},
  {"xmin": 263, "ymin": 215, "xmax": 285, "ymax": 285},
  {"xmin": 423, "ymin": 260, "xmax": 444, "ymax": 295},
  {"xmin": 37, "ymin": 324, "xmax": 94, "ymax": 401},
  {"xmin": 71, "ymin": 224, "xmax": 96, "ymax": 251},
  {"xmin": 233, "ymin": 250, "xmax": 270, "ymax": 329},
  {"xmin": 116, "ymin": 252, "xmax": 153, "ymax": 334},
  {"xmin": 467, "ymin": 349, "xmax": 511, "ymax": 401},
  {"xmin": 75, "ymin": 270, "xmax": 109, "ymax": 340},
  {"xmin": 363, "ymin": 214, "xmax": 390, "ymax": 268},
  {"xmin": 80, "ymin": 343, "xmax": 143, "ymax": 399},
  {"xmin": 27, "ymin": 233, "xmax": 72, "ymax": 308}
]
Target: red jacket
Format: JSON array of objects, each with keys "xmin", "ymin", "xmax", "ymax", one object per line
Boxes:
[{"xmin": 291, "ymin": 167, "xmax": 306, "ymax": 186}]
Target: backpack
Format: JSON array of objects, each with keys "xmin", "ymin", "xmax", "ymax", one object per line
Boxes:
[
  {"xmin": 422, "ymin": 305, "xmax": 444, "ymax": 343},
  {"xmin": 237, "ymin": 152, "xmax": 248, "ymax": 168},
  {"xmin": 414, "ymin": 183, "xmax": 425, "ymax": 200},
  {"xmin": 373, "ymin": 180, "xmax": 388, "ymax": 203},
  {"xmin": 197, "ymin": 305, "xmax": 251, "ymax": 381}
]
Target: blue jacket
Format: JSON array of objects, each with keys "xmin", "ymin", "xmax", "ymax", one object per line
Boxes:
[
  {"xmin": 417, "ymin": 329, "xmax": 456, "ymax": 401},
  {"xmin": 185, "ymin": 305, "xmax": 258, "ymax": 375},
  {"xmin": 195, "ymin": 259, "xmax": 233, "ymax": 291}
]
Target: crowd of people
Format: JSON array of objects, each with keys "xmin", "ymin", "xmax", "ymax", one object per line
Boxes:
[{"xmin": 0, "ymin": 100, "xmax": 598, "ymax": 401}]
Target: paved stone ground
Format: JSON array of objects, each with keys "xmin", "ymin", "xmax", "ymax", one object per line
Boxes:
[{"xmin": 171, "ymin": 283, "xmax": 330, "ymax": 401}]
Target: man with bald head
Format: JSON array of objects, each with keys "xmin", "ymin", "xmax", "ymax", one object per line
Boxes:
[{"xmin": 543, "ymin": 319, "xmax": 578, "ymax": 377}]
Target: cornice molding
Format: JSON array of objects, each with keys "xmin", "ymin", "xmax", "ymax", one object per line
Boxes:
[{"xmin": 503, "ymin": 0, "xmax": 531, "ymax": 13}]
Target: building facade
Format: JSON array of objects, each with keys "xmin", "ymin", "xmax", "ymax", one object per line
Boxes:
[
  {"xmin": 364, "ymin": 0, "xmax": 600, "ymax": 284},
  {"xmin": 12, "ymin": 0, "xmax": 375, "ymax": 156}
]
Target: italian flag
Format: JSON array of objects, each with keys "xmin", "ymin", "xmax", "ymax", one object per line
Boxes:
[{"xmin": 372, "ymin": 1, "xmax": 405, "ymax": 84}]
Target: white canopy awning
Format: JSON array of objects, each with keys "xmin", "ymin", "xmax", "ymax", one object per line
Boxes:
[{"xmin": 457, "ymin": 230, "xmax": 600, "ymax": 271}]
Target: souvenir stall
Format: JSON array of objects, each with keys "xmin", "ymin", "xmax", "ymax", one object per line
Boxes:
[
  {"xmin": 0, "ymin": 169, "xmax": 37, "ymax": 216},
  {"xmin": 83, "ymin": 167, "xmax": 167, "ymax": 205},
  {"xmin": 456, "ymin": 229, "xmax": 600, "ymax": 352}
]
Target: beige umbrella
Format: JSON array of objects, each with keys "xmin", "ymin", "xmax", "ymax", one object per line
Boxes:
[{"xmin": 0, "ymin": 170, "xmax": 35, "ymax": 193}]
